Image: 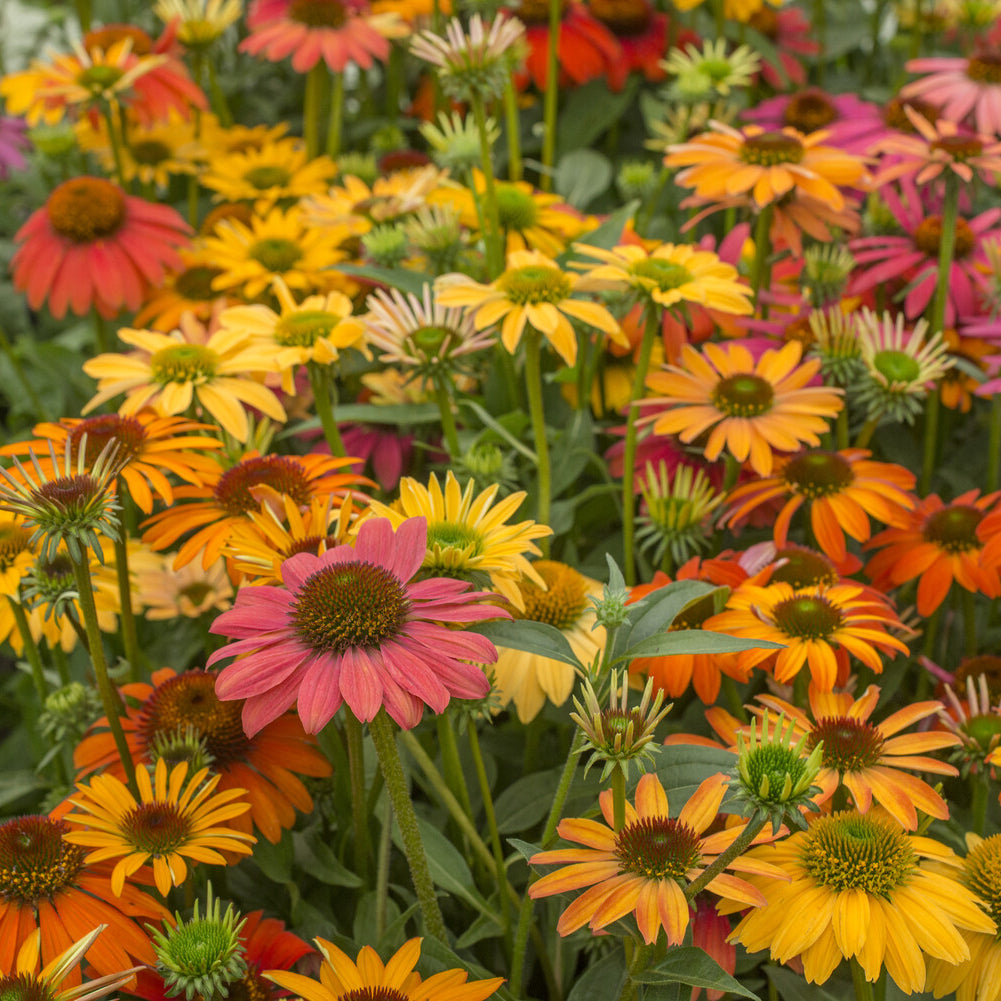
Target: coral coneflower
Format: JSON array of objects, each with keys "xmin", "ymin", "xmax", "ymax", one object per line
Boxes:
[
  {"xmin": 11, "ymin": 177, "xmax": 190, "ymax": 320},
  {"xmin": 529, "ymin": 772, "xmax": 775, "ymax": 945},
  {"xmin": 642, "ymin": 341, "xmax": 844, "ymax": 477},
  {"xmin": 207, "ymin": 517, "xmax": 507, "ymax": 734},
  {"xmin": 720, "ymin": 810, "xmax": 995, "ymax": 990},
  {"xmin": 62, "ymin": 758, "xmax": 255, "ymax": 896},
  {"xmin": 902, "ymin": 50, "xmax": 1001, "ymax": 136}
]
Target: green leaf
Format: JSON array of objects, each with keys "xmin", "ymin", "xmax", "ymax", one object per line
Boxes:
[
  {"xmin": 455, "ymin": 909, "xmax": 504, "ymax": 948},
  {"xmin": 568, "ymin": 950, "xmax": 627, "ymax": 1001},
  {"xmin": 555, "ymin": 149, "xmax": 614, "ymax": 209},
  {"xmin": 763, "ymin": 965, "xmax": 843, "ymax": 1001},
  {"xmin": 654, "ymin": 743, "xmax": 737, "ymax": 811},
  {"xmin": 623, "ymin": 581, "xmax": 722, "ymax": 649},
  {"xmin": 250, "ymin": 829, "xmax": 294, "ymax": 883},
  {"xmin": 615, "ymin": 629, "xmax": 785, "ymax": 663},
  {"xmin": 293, "ymin": 828, "xmax": 364, "ymax": 887},
  {"xmin": 494, "ymin": 770, "xmax": 566, "ymax": 833},
  {"xmin": 418, "ymin": 937, "xmax": 518, "ymax": 1001},
  {"xmin": 330, "ymin": 403, "xmax": 441, "ymax": 425},
  {"xmin": 460, "ymin": 401, "xmax": 538, "ymax": 460},
  {"xmin": 605, "ymin": 553, "xmax": 626, "ymax": 595},
  {"xmin": 634, "ymin": 947, "xmax": 760, "ymax": 1000},
  {"xmin": 573, "ymin": 200, "xmax": 641, "ymax": 254},
  {"xmin": 557, "ymin": 76, "xmax": 640, "ymax": 151},
  {"xmin": 472, "ymin": 619, "xmax": 583, "ymax": 668},
  {"xmin": 507, "ymin": 837, "xmax": 543, "ymax": 863},
  {"xmin": 335, "ymin": 263, "xmax": 431, "ymax": 295}
]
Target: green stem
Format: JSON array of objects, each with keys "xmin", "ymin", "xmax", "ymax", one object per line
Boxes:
[
  {"xmin": 308, "ymin": 363, "xmax": 346, "ymax": 457},
  {"xmin": 835, "ymin": 407, "xmax": 849, "ymax": 451},
  {"xmin": 112, "ymin": 525, "xmax": 141, "ymax": 682},
  {"xmin": 524, "ymin": 329, "xmax": 552, "ymax": 548},
  {"xmin": 611, "ymin": 767, "xmax": 626, "ymax": 832},
  {"xmin": 99, "ymin": 103, "xmax": 126, "ymax": 188},
  {"xmin": 70, "ymin": 553, "xmax": 137, "ymax": 795},
  {"xmin": 540, "ymin": 0, "xmax": 561, "ymax": 192},
  {"xmin": 685, "ymin": 815, "xmax": 768, "ymax": 901},
  {"xmin": 854, "ymin": 417, "xmax": 879, "ymax": 449},
  {"xmin": 972, "ymin": 773, "xmax": 990, "ymax": 837},
  {"xmin": 326, "ymin": 71, "xmax": 345, "ymax": 158},
  {"xmin": 432, "ymin": 374, "xmax": 461, "ymax": 458},
  {"xmin": 813, "ymin": 0, "xmax": 826, "ymax": 86},
  {"xmin": 920, "ymin": 392, "xmax": 940, "ymax": 496},
  {"xmin": 469, "ymin": 92, "xmax": 504, "ymax": 277},
  {"xmin": 375, "ymin": 798, "xmax": 392, "ymax": 939},
  {"xmin": 503, "ymin": 80, "xmax": 522, "ymax": 183},
  {"xmin": 50, "ymin": 643, "xmax": 71, "ymax": 686},
  {"xmin": 988, "ymin": 394, "xmax": 1001, "ymax": 493},
  {"xmin": 304, "ymin": 64, "xmax": 325, "ymax": 159},
  {"xmin": 510, "ymin": 730, "xmax": 586, "ymax": 997},
  {"xmin": 385, "ymin": 44, "xmax": 403, "ymax": 119},
  {"xmin": 367, "ymin": 710, "xmax": 447, "ymax": 940},
  {"xmin": 435, "ymin": 710, "xmax": 475, "ymax": 822},
  {"xmin": 962, "ymin": 588, "xmax": 979, "ymax": 658},
  {"xmin": 343, "ymin": 711, "xmax": 371, "ymax": 882},
  {"xmin": 75, "ymin": 0, "xmax": 91, "ymax": 30},
  {"xmin": 618, "ymin": 942, "xmax": 657, "ymax": 1001},
  {"xmin": 750, "ymin": 205, "xmax": 774, "ymax": 310},
  {"xmin": 10, "ymin": 598, "xmax": 47, "ymax": 706},
  {"xmin": 467, "ymin": 722, "xmax": 511, "ymax": 947},
  {"xmin": 206, "ymin": 59, "xmax": 231, "ymax": 126},
  {"xmin": 851, "ymin": 957, "xmax": 876, "ymax": 1001},
  {"xmin": 622, "ymin": 306, "xmax": 660, "ymax": 585},
  {"xmin": 91, "ymin": 311, "xmax": 110, "ymax": 355}
]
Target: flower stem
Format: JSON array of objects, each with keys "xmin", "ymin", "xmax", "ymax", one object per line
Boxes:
[
  {"xmin": 622, "ymin": 306, "xmax": 660, "ymax": 585},
  {"xmin": 343, "ymin": 710, "xmax": 371, "ymax": 882},
  {"xmin": 326, "ymin": 71, "xmax": 345, "ymax": 158},
  {"xmin": 70, "ymin": 552, "xmax": 137, "ymax": 795},
  {"xmin": 9, "ymin": 598, "xmax": 47, "ymax": 706},
  {"xmin": 91, "ymin": 310, "xmax": 110, "ymax": 355},
  {"xmin": 835, "ymin": 407, "xmax": 849, "ymax": 450},
  {"xmin": 685, "ymin": 815, "xmax": 767, "ymax": 901},
  {"xmin": 99, "ymin": 103, "xmax": 127, "ymax": 188},
  {"xmin": 618, "ymin": 941, "xmax": 657, "ymax": 1001},
  {"xmin": 853, "ymin": 417, "xmax": 879, "ymax": 449},
  {"xmin": 112, "ymin": 525, "xmax": 141, "ymax": 683},
  {"xmin": 540, "ymin": 0, "xmax": 561, "ymax": 192},
  {"xmin": 851, "ymin": 957, "xmax": 876, "ymax": 1001},
  {"xmin": 988, "ymin": 395, "xmax": 1001, "ymax": 492},
  {"xmin": 511, "ymin": 730, "xmax": 585, "ymax": 997},
  {"xmin": 524, "ymin": 329, "xmax": 552, "ymax": 550},
  {"xmin": 308, "ymin": 363, "xmax": 346, "ymax": 457},
  {"xmin": 469, "ymin": 92, "xmax": 504, "ymax": 277},
  {"xmin": 920, "ymin": 392, "xmax": 940, "ymax": 496},
  {"xmin": 750, "ymin": 205, "xmax": 774, "ymax": 310},
  {"xmin": 436, "ymin": 709, "xmax": 475, "ymax": 822},
  {"xmin": 375, "ymin": 798, "xmax": 392, "ymax": 938},
  {"xmin": 206, "ymin": 59, "xmax": 232, "ymax": 126},
  {"xmin": 972, "ymin": 772, "xmax": 990, "ymax": 837},
  {"xmin": 432, "ymin": 373, "xmax": 461, "ymax": 458},
  {"xmin": 611, "ymin": 767, "xmax": 626, "ymax": 832},
  {"xmin": 962, "ymin": 588, "xmax": 979, "ymax": 658},
  {"xmin": 503, "ymin": 79, "xmax": 522, "ymax": 183},
  {"xmin": 367, "ymin": 709, "xmax": 447, "ymax": 940},
  {"xmin": 304, "ymin": 64, "xmax": 325, "ymax": 159}
]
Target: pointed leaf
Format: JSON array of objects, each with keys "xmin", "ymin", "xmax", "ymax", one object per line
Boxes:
[
  {"xmin": 472, "ymin": 619, "xmax": 583, "ymax": 668},
  {"xmin": 633, "ymin": 947, "xmax": 760, "ymax": 1000}
]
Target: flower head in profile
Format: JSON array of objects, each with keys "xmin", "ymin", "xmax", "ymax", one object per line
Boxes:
[
  {"xmin": 10, "ymin": 176, "xmax": 191, "ymax": 320},
  {"xmin": 436, "ymin": 249, "xmax": 624, "ymax": 366},
  {"xmin": 661, "ymin": 39, "xmax": 759, "ymax": 99},
  {"xmin": 208, "ymin": 517, "xmax": 507, "ymax": 734},
  {"xmin": 411, "ymin": 13, "xmax": 526, "ymax": 103},
  {"xmin": 268, "ymin": 937, "xmax": 503, "ymax": 1001},
  {"xmin": 720, "ymin": 810, "xmax": 995, "ymax": 989},
  {"xmin": 902, "ymin": 50, "xmax": 1001, "ymax": 136},
  {"xmin": 643, "ymin": 341, "xmax": 844, "ymax": 476},
  {"xmin": 154, "ymin": 0, "xmax": 244, "ymax": 48},
  {"xmin": 529, "ymin": 772, "xmax": 775, "ymax": 945},
  {"xmin": 939, "ymin": 673, "xmax": 1001, "ymax": 774}
]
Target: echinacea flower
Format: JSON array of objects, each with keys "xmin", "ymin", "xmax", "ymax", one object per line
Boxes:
[
  {"xmin": 435, "ymin": 249, "xmax": 624, "ymax": 366},
  {"xmin": 133, "ymin": 554, "xmax": 234, "ymax": 619},
  {"xmin": 10, "ymin": 177, "xmax": 191, "ymax": 320},
  {"xmin": 153, "ymin": 0, "xmax": 245, "ymax": 47},
  {"xmin": 661, "ymin": 39, "xmax": 760, "ymax": 99},
  {"xmin": 62, "ymin": 757, "xmax": 255, "ymax": 896},
  {"xmin": 721, "ymin": 449, "xmax": 916, "ymax": 564},
  {"xmin": 750, "ymin": 685, "xmax": 960, "ymax": 829},
  {"xmin": 665, "ymin": 122, "xmax": 866, "ymax": 211},
  {"xmin": 361, "ymin": 470, "xmax": 551, "ymax": 609},
  {"xmin": 706, "ymin": 581, "xmax": 909, "ymax": 691},
  {"xmin": 242, "ymin": 0, "xmax": 406, "ymax": 73},
  {"xmin": 207, "ymin": 516, "xmax": 507, "ymax": 734},
  {"xmin": 865, "ymin": 489, "xmax": 1001, "ymax": 616},
  {"xmin": 719, "ymin": 809, "xmax": 995, "ymax": 989},
  {"xmin": 746, "ymin": 6, "xmax": 818, "ymax": 88},
  {"xmin": 268, "ymin": 937, "xmax": 503, "ymax": 1001},
  {"xmin": 902, "ymin": 51, "xmax": 1001, "ymax": 136},
  {"xmin": 491, "ymin": 560, "xmax": 604, "ymax": 722},
  {"xmin": 0, "ymin": 116, "xmax": 30, "ymax": 179},
  {"xmin": 82, "ymin": 321, "xmax": 286, "ymax": 443},
  {"xmin": 642, "ymin": 341, "xmax": 844, "ymax": 476},
  {"xmin": 0, "ymin": 814, "xmax": 169, "ymax": 978},
  {"xmin": 529, "ymin": 772, "xmax": 776, "ymax": 945},
  {"xmin": 134, "ymin": 252, "xmax": 230, "ymax": 331}
]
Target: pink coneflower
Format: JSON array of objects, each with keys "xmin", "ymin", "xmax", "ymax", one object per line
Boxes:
[
  {"xmin": 746, "ymin": 6, "xmax": 818, "ymax": 89},
  {"xmin": 10, "ymin": 175, "xmax": 191, "ymax": 319},
  {"xmin": 902, "ymin": 51, "xmax": 1001, "ymax": 136},
  {"xmin": 208, "ymin": 516, "xmax": 507, "ymax": 735},
  {"xmin": 848, "ymin": 178, "xmax": 1001, "ymax": 323},
  {"xmin": 0, "ymin": 116, "xmax": 29, "ymax": 179},
  {"xmin": 870, "ymin": 106, "xmax": 1001, "ymax": 188},
  {"xmin": 241, "ymin": 0, "xmax": 406, "ymax": 73},
  {"xmin": 339, "ymin": 423, "xmax": 415, "ymax": 491},
  {"xmin": 743, "ymin": 89, "xmax": 884, "ymax": 155}
]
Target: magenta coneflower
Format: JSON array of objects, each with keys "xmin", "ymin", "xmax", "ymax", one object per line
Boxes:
[
  {"xmin": 849, "ymin": 178, "xmax": 1001, "ymax": 323},
  {"xmin": 746, "ymin": 6, "xmax": 818, "ymax": 89},
  {"xmin": 902, "ymin": 51, "xmax": 1001, "ymax": 136},
  {"xmin": 208, "ymin": 516, "xmax": 507, "ymax": 735},
  {"xmin": 743, "ymin": 89, "xmax": 884, "ymax": 155}
]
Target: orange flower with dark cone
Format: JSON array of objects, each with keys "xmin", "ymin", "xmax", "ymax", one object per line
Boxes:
[
  {"xmin": 73, "ymin": 668, "xmax": 332, "ymax": 844},
  {"xmin": 0, "ymin": 813, "xmax": 169, "ymax": 980},
  {"xmin": 627, "ymin": 559, "xmax": 752, "ymax": 704},
  {"xmin": 706, "ymin": 581, "xmax": 909, "ymax": 691},
  {"xmin": 720, "ymin": 448, "xmax": 916, "ymax": 564},
  {"xmin": 1, "ymin": 413, "xmax": 221, "ymax": 515},
  {"xmin": 529, "ymin": 772, "xmax": 779, "ymax": 945},
  {"xmin": 140, "ymin": 451, "xmax": 371, "ymax": 570},
  {"xmin": 750, "ymin": 686, "xmax": 961, "ymax": 830},
  {"xmin": 643, "ymin": 341, "xmax": 843, "ymax": 477},
  {"xmin": 865, "ymin": 490, "xmax": 1001, "ymax": 617},
  {"xmin": 665, "ymin": 122, "xmax": 865, "ymax": 211}
]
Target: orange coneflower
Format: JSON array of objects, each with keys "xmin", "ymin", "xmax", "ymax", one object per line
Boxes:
[
  {"xmin": 529, "ymin": 772, "xmax": 777, "ymax": 945},
  {"xmin": 73, "ymin": 668, "xmax": 333, "ymax": 844},
  {"xmin": 62, "ymin": 758, "xmax": 255, "ymax": 897},
  {"xmin": 706, "ymin": 581, "xmax": 909, "ymax": 691},
  {"xmin": 134, "ymin": 251, "xmax": 231, "ymax": 332},
  {"xmin": 865, "ymin": 490, "xmax": 1001, "ymax": 617},
  {"xmin": 642, "ymin": 341, "xmax": 844, "ymax": 477},
  {"xmin": 750, "ymin": 685, "xmax": 960, "ymax": 829},
  {"xmin": 720, "ymin": 448, "xmax": 916, "ymax": 564},
  {"xmin": 140, "ymin": 450, "xmax": 370, "ymax": 570}
]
